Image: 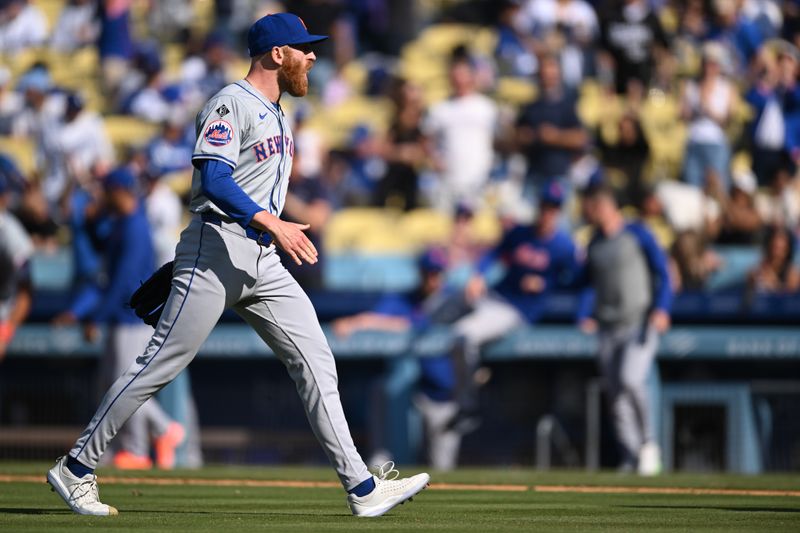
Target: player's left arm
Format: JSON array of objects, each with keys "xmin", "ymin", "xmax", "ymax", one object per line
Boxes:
[{"xmin": 629, "ymin": 223, "xmax": 673, "ymax": 332}]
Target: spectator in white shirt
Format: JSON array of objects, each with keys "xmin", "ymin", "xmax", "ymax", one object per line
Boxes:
[
  {"xmin": 50, "ymin": 0, "xmax": 99, "ymax": 53},
  {"xmin": 53, "ymin": 92, "xmax": 114, "ymax": 186},
  {"xmin": 681, "ymin": 42, "xmax": 736, "ymax": 192},
  {"xmin": 424, "ymin": 50, "xmax": 498, "ymax": 213},
  {"xmin": 0, "ymin": 0, "xmax": 48, "ymax": 56},
  {"xmin": 142, "ymin": 169, "xmax": 182, "ymax": 266}
]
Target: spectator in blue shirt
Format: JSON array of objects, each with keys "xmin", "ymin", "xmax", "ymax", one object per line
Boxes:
[
  {"xmin": 746, "ymin": 43, "xmax": 800, "ymax": 186},
  {"xmin": 515, "ymin": 55, "xmax": 587, "ymax": 199},
  {"xmin": 98, "ymin": 0, "xmax": 135, "ymax": 99}
]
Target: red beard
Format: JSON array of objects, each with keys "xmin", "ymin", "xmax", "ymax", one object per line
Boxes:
[{"xmin": 278, "ymin": 52, "xmax": 309, "ymax": 97}]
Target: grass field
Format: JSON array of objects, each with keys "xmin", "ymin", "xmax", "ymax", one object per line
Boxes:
[{"xmin": 0, "ymin": 463, "xmax": 798, "ymax": 532}]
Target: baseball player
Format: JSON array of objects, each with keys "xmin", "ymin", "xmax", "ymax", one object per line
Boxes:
[
  {"xmin": 448, "ymin": 181, "xmax": 579, "ymax": 432},
  {"xmin": 47, "ymin": 13, "xmax": 429, "ymax": 517},
  {"xmin": 577, "ymin": 183, "xmax": 672, "ymax": 475}
]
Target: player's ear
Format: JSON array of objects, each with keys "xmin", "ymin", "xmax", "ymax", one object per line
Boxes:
[{"xmin": 270, "ymin": 45, "xmax": 286, "ymax": 66}]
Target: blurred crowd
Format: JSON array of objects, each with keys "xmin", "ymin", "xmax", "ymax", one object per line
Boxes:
[{"xmin": 0, "ymin": 0, "xmax": 797, "ymax": 309}]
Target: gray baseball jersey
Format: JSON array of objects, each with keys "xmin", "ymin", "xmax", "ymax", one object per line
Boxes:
[
  {"xmin": 190, "ymin": 80, "xmax": 295, "ymax": 218},
  {"xmin": 68, "ymin": 79, "xmax": 371, "ymax": 491}
]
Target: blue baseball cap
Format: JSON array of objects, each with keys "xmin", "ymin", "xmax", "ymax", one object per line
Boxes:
[
  {"xmin": 417, "ymin": 248, "xmax": 448, "ymax": 274},
  {"xmin": 540, "ymin": 180, "xmax": 564, "ymax": 207},
  {"xmin": 247, "ymin": 13, "xmax": 327, "ymax": 57},
  {"xmin": 104, "ymin": 167, "xmax": 137, "ymax": 191}
]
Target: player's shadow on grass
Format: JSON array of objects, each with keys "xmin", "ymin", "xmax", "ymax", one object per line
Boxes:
[
  {"xmin": 118, "ymin": 509, "xmax": 350, "ymax": 517},
  {"xmin": 0, "ymin": 508, "xmax": 73, "ymax": 515},
  {"xmin": 0, "ymin": 507, "xmax": 353, "ymax": 518},
  {"xmin": 0, "ymin": 508, "xmax": 350, "ymax": 517},
  {"xmin": 617, "ymin": 505, "xmax": 800, "ymax": 514}
]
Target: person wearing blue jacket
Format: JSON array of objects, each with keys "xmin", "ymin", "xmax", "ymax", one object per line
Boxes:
[
  {"xmin": 577, "ymin": 183, "xmax": 672, "ymax": 475},
  {"xmin": 66, "ymin": 168, "xmax": 184, "ymax": 469},
  {"xmin": 449, "ymin": 181, "xmax": 579, "ymax": 432}
]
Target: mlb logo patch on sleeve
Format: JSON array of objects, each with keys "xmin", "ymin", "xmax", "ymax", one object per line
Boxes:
[{"xmin": 204, "ymin": 120, "xmax": 233, "ymax": 146}]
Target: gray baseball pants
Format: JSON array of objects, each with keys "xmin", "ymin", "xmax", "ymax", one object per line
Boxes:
[
  {"xmin": 413, "ymin": 393, "xmax": 461, "ymax": 471},
  {"xmin": 597, "ymin": 320, "xmax": 658, "ymax": 464},
  {"xmin": 452, "ymin": 294, "xmax": 524, "ymax": 412},
  {"xmin": 70, "ymin": 216, "xmax": 371, "ymax": 490}
]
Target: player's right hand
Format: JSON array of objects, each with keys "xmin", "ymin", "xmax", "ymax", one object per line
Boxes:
[{"xmin": 253, "ymin": 211, "xmax": 318, "ymax": 266}]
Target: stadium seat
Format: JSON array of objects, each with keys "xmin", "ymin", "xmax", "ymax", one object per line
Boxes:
[
  {"xmin": 307, "ymin": 96, "xmax": 392, "ymax": 148},
  {"xmin": 495, "ymin": 77, "xmax": 537, "ymax": 106},
  {"xmin": 38, "ymin": 0, "xmax": 65, "ymax": 31},
  {"xmin": 397, "ymin": 209, "xmax": 452, "ymax": 247},
  {"xmin": 103, "ymin": 115, "xmax": 160, "ymax": 152},
  {"xmin": 0, "ymin": 136, "xmax": 37, "ymax": 177},
  {"xmin": 324, "ymin": 253, "xmax": 418, "ymax": 291},
  {"xmin": 707, "ymin": 246, "xmax": 761, "ymax": 290},
  {"xmin": 324, "ymin": 208, "xmax": 399, "ymax": 252}
]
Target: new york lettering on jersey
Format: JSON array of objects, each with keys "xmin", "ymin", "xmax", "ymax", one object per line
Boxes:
[{"xmin": 253, "ymin": 134, "xmax": 295, "ymax": 162}]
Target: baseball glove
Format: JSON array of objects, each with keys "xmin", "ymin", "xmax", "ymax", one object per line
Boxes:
[{"xmin": 129, "ymin": 261, "xmax": 174, "ymax": 328}]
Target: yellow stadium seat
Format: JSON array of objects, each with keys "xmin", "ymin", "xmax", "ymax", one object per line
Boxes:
[
  {"xmin": 103, "ymin": 115, "xmax": 160, "ymax": 152},
  {"xmin": 340, "ymin": 61, "xmax": 368, "ymax": 95},
  {"xmin": 4, "ymin": 48, "xmax": 42, "ymax": 79},
  {"xmin": 731, "ymin": 151, "xmax": 753, "ymax": 175},
  {"xmin": 416, "ymin": 24, "xmax": 469, "ymax": 53},
  {"xmin": 495, "ymin": 77, "xmax": 537, "ymax": 107},
  {"xmin": 0, "ymin": 136, "xmax": 37, "ymax": 177},
  {"xmin": 324, "ymin": 208, "xmax": 398, "ymax": 253},
  {"xmin": 307, "ymin": 97, "xmax": 392, "ymax": 148},
  {"xmin": 163, "ymin": 44, "xmax": 188, "ymax": 79},
  {"xmin": 470, "ymin": 209, "xmax": 502, "ymax": 245},
  {"xmin": 397, "ymin": 208, "xmax": 452, "ymax": 247},
  {"xmin": 37, "ymin": 0, "xmax": 64, "ymax": 31},
  {"xmin": 357, "ymin": 225, "xmax": 418, "ymax": 254},
  {"xmin": 161, "ymin": 169, "xmax": 193, "ymax": 197}
]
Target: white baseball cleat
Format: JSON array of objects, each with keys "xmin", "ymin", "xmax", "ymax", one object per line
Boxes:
[
  {"xmin": 638, "ymin": 441, "xmax": 663, "ymax": 476},
  {"xmin": 347, "ymin": 462, "xmax": 430, "ymax": 518},
  {"xmin": 46, "ymin": 456, "xmax": 118, "ymax": 516}
]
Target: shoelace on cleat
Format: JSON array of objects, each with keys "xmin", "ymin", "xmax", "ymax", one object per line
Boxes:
[
  {"xmin": 375, "ymin": 461, "xmax": 400, "ymax": 482},
  {"xmin": 69, "ymin": 475, "xmax": 99, "ymax": 505}
]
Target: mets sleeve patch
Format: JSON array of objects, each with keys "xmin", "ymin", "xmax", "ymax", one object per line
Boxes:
[{"xmin": 204, "ymin": 120, "xmax": 234, "ymax": 147}]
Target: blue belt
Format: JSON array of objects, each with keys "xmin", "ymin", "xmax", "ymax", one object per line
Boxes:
[{"xmin": 201, "ymin": 212, "xmax": 273, "ymax": 246}]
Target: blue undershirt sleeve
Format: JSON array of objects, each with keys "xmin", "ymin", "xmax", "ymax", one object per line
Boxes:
[{"xmin": 196, "ymin": 158, "xmax": 264, "ymax": 228}]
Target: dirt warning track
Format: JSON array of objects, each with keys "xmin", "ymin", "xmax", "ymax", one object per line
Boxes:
[{"xmin": 2, "ymin": 474, "xmax": 798, "ymax": 497}]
